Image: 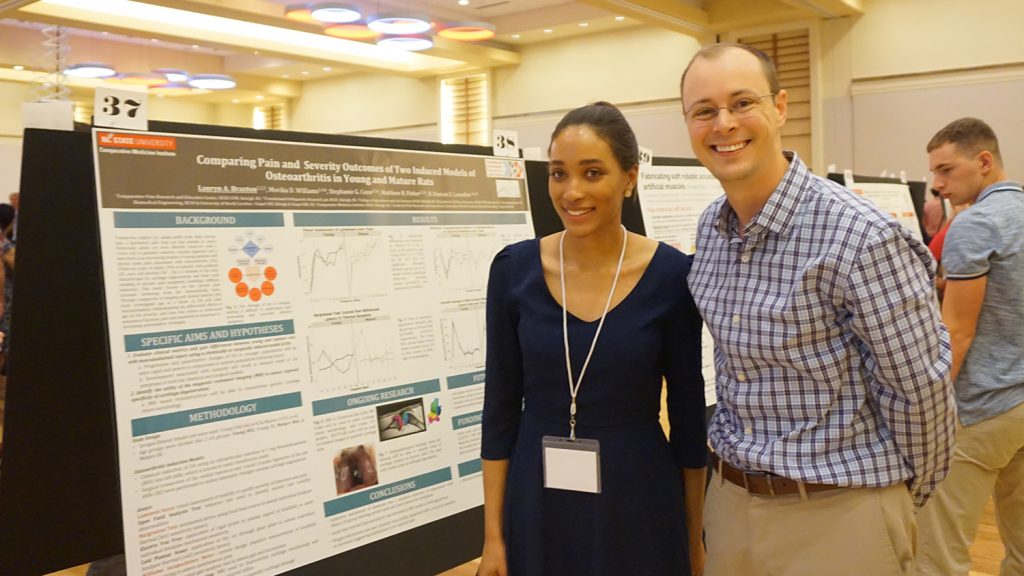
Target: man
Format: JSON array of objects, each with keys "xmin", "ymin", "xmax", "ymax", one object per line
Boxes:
[
  {"xmin": 681, "ymin": 43, "xmax": 955, "ymax": 576},
  {"xmin": 917, "ymin": 118, "xmax": 1024, "ymax": 576}
]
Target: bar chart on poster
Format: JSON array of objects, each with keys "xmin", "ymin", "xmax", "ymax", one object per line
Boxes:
[{"xmin": 91, "ymin": 130, "xmax": 534, "ymax": 576}]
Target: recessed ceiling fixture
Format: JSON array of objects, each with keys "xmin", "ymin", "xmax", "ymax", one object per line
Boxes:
[
  {"xmin": 188, "ymin": 74, "xmax": 237, "ymax": 90},
  {"xmin": 437, "ymin": 21, "xmax": 496, "ymax": 41},
  {"xmin": 309, "ymin": 2, "xmax": 362, "ymax": 24},
  {"xmin": 377, "ymin": 34, "xmax": 434, "ymax": 51},
  {"xmin": 13, "ymin": 65, "xmax": 25, "ymax": 71},
  {"xmin": 579, "ymin": 22, "xmax": 588, "ymax": 27},
  {"xmin": 368, "ymin": 12, "xmax": 433, "ymax": 35},
  {"xmin": 458, "ymin": 0, "xmax": 469, "ymax": 5},
  {"xmin": 543, "ymin": 28, "xmax": 553, "ymax": 33},
  {"xmin": 284, "ymin": 3, "xmax": 316, "ymax": 22},
  {"xmin": 615, "ymin": 16, "xmax": 625, "ymax": 21},
  {"xmin": 63, "ymin": 62, "xmax": 117, "ymax": 78}
]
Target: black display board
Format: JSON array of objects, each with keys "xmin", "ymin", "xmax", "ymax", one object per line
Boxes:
[{"xmin": 0, "ymin": 122, "xmax": 525, "ymax": 576}]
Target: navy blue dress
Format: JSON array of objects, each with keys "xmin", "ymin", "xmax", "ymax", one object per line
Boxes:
[{"xmin": 481, "ymin": 238, "xmax": 707, "ymax": 576}]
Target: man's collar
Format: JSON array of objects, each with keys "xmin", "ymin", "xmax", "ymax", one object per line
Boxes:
[
  {"xmin": 714, "ymin": 151, "xmax": 806, "ymax": 239},
  {"xmin": 977, "ymin": 179, "xmax": 1024, "ymax": 203}
]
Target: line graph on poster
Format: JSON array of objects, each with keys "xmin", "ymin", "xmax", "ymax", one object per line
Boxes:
[
  {"xmin": 297, "ymin": 229, "xmax": 391, "ymax": 300},
  {"xmin": 306, "ymin": 318, "xmax": 397, "ymax": 394},
  {"xmin": 432, "ymin": 231, "xmax": 502, "ymax": 292},
  {"xmin": 439, "ymin": 307, "xmax": 485, "ymax": 371}
]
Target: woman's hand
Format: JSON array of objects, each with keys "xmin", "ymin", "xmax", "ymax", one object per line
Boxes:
[{"xmin": 477, "ymin": 538, "xmax": 508, "ymax": 576}]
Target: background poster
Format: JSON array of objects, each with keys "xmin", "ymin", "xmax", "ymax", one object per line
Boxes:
[
  {"xmin": 847, "ymin": 181, "xmax": 924, "ymax": 241},
  {"xmin": 638, "ymin": 164, "xmax": 723, "ymax": 406},
  {"xmin": 93, "ymin": 130, "xmax": 534, "ymax": 576}
]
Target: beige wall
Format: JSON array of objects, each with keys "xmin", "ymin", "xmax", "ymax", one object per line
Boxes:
[
  {"xmin": 852, "ymin": 0, "xmax": 1024, "ymax": 79},
  {"xmin": 493, "ymin": 26, "xmax": 700, "ymax": 117},
  {"xmin": 816, "ymin": 0, "xmax": 1024, "ymax": 178},
  {"xmin": 291, "ymin": 73, "xmax": 437, "ymax": 135}
]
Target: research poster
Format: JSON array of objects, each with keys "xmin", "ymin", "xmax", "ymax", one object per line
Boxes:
[
  {"xmin": 846, "ymin": 181, "xmax": 924, "ymax": 241},
  {"xmin": 93, "ymin": 130, "xmax": 534, "ymax": 576},
  {"xmin": 638, "ymin": 165, "xmax": 723, "ymax": 406}
]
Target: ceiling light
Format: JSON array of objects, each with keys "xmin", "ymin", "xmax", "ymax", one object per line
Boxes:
[
  {"xmin": 511, "ymin": 34, "xmax": 520, "ymax": 39},
  {"xmin": 153, "ymin": 68, "xmax": 188, "ymax": 82},
  {"xmin": 310, "ymin": 2, "xmax": 362, "ymax": 23},
  {"xmin": 368, "ymin": 12, "xmax": 433, "ymax": 35},
  {"xmin": 458, "ymin": 0, "xmax": 469, "ymax": 5},
  {"xmin": 579, "ymin": 22, "xmax": 589, "ymax": 27},
  {"xmin": 377, "ymin": 34, "xmax": 433, "ymax": 51},
  {"xmin": 283, "ymin": 3, "xmax": 316, "ymax": 23},
  {"xmin": 301, "ymin": 70, "xmax": 310, "ymax": 75},
  {"xmin": 323, "ymin": 22, "xmax": 379, "ymax": 39},
  {"xmin": 13, "ymin": 65, "xmax": 24, "ymax": 71},
  {"xmin": 322, "ymin": 66, "xmax": 331, "ymax": 71},
  {"xmin": 30, "ymin": 0, "xmax": 457, "ymax": 72},
  {"xmin": 188, "ymin": 74, "xmax": 236, "ymax": 90},
  {"xmin": 150, "ymin": 38, "xmax": 159, "ymax": 42},
  {"xmin": 191, "ymin": 44, "xmax": 201, "ymax": 49},
  {"xmin": 111, "ymin": 72, "xmax": 168, "ymax": 86},
  {"xmin": 63, "ymin": 62, "xmax": 117, "ymax": 78},
  {"xmin": 543, "ymin": 28, "xmax": 553, "ymax": 33},
  {"xmin": 437, "ymin": 21, "xmax": 496, "ymax": 41},
  {"xmin": 615, "ymin": 16, "xmax": 625, "ymax": 21},
  {"xmin": 231, "ymin": 98, "xmax": 240, "ymax": 103}
]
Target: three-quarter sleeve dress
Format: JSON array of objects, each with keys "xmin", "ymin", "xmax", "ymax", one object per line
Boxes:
[{"xmin": 481, "ymin": 238, "xmax": 707, "ymax": 576}]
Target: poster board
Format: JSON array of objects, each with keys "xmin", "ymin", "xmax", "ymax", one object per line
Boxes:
[
  {"xmin": 0, "ymin": 123, "xmax": 528, "ymax": 576},
  {"xmin": 636, "ymin": 158, "xmax": 723, "ymax": 407},
  {"xmin": 94, "ymin": 130, "xmax": 534, "ymax": 575},
  {"xmin": 827, "ymin": 173, "xmax": 928, "ymax": 241}
]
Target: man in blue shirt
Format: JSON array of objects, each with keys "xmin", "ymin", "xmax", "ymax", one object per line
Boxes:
[
  {"xmin": 917, "ymin": 117, "xmax": 1024, "ymax": 576},
  {"xmin": 681, "ymin": 43, "xmax": 955, "ymax": 576}
]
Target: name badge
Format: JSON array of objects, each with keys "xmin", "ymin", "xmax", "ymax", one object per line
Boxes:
[{"xmin": 542, "ymin": 435, "xmax": 601, "ymax": 494}]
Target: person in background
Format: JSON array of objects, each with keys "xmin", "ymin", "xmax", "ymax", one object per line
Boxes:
[
  {"xmin": 0, "ymin": 203, "xmax": 14, "ymax": 375},
  {"xmin": 6, "ymin": 192, "xmax": 17, "ymax": 241},
  {"xmin": 922, "ymin": 187, "xmax": 946, "ymax": 244},
  {"xmin": 479, "ymin": 101, "xmax": 707, "ymax": 576},
  {"xmin": 680, "ymin": 42, "xmax": 955, "ymax": 576},
  {"xmin": 917, "ymin": 117, "xmax": 1024, "ymax": 576},
  {"xmin": 928, "ymin": 201, "xmax": 971, "ymax": 302}
]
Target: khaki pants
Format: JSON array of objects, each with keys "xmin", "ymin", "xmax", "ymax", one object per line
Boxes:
[
  {"xmin": 704, "ymin": 470, "xmax": 916, "ymax": 576},
  {"xmin": 917, "ymin": 401, "xmax": 1024, "ymax": 576}
]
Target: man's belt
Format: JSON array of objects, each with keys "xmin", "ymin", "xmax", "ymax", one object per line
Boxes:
[{"xmin": 711, "ymin": 452, "xmax": 843, "ymax": 498}]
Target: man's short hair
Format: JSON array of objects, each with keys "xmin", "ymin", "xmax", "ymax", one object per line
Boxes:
[
  {"xmin": 927, "ymin": 117, "xmax": 1002, "ymax": 163},
  {"xmin": 679, "ymin": 42, "xmax": 781, "ymax": 98}
]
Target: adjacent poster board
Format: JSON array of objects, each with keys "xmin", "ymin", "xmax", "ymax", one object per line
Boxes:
[
  {"xmin": 637, "ymin": 161, "xmax": 723, "ymax": 406},
  {"xmin": 846, "ymin": 181, "xmax": 924, "ymax": 241},
  {"xmin": 91, "ymin": 129, "xmax": 534, "ymax": 576}
]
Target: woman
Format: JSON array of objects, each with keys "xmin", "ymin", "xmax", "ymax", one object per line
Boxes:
[{"xmin": 479, "ymin": 102, "xmax": 707, "ymax": 576}]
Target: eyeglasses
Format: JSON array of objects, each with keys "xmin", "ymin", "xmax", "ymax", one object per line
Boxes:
[{"xmin": 683, "ymin": 92, "xmax": 777, "ymax": 123}]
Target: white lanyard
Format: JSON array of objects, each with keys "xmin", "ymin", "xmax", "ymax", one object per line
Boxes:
[{"xmin": 559, "ymin": 224, "xmax": 628, "ymax": 440}]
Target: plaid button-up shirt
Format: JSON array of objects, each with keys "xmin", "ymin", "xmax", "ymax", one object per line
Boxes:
[{"xmin": 690, "ymin": 153, "xmax": 955, "ymax": 506}]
